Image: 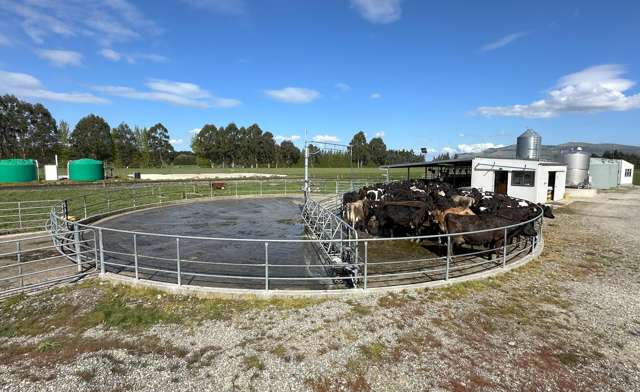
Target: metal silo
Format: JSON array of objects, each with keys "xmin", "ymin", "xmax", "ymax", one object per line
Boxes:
[
  {"xmin": 562, "ymin": 147, "xmax": 590, "ymax": 188},
  {"xmin": 516, "ymin": 129, "xmax": 541, "ymax": 160}
]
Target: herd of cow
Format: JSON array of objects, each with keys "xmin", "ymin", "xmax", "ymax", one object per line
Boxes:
[{"xmin": 342, "ymin": 180, "xmax": 555, "ymax": 258}]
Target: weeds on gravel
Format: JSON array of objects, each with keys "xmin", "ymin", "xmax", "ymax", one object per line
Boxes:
[
  {"xmin": 0, "ymin": 336, "xmax": 188, "ymax": 368},
  {"xmin": 346, "ymin": 300, "xmax": 373, "ymax": 316},
  {"xmin": 358, "ymin": 342, "xmax": 385, "ymax": 360},
  {"xmin": 306, "ymin": 372, "xmax": 371, "ymax": 392},
  {"xmin": 35, "ymin": 340, "xmax": 62, "ymax": 353},
  {"xmin": 75, "ymin": 368, "xmax": 96, "ymax": 382},
  {"xmin": 82, "ymin": 296, "xmax": 178, "ymax": 331},
  {"xmin": 243, "ymin": 355, "xmax": 265, "ymax": 371},
  {"xmin": 270, "ymin": 344, "xmax": 288, "ymax": 359}
]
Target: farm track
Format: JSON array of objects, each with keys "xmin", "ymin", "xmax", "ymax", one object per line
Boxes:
[{"xmin": 0, "ymin": 187, "xmax": 639, "ymax": 391}]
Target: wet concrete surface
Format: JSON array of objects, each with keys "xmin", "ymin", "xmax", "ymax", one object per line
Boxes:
[{"xmin": 97, "ymin": 198, "xmax": 335, "ymax": 290}]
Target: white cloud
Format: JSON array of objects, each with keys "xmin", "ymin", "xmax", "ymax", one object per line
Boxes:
[
  {"xmin": 476, "ymin": 64, "xmax": 640, "ymax": 118},
  {"xmin": 313, "ymin": 134, "xmax": 339, "ymax": 143},
  {"xmin": 441, "ymin": 147, "xmax": 457, "ymax": 155},
  {"xmin": 93, "ymin": 79, "xmax": 241, "ymax": 108},
  {"xmin": 180, "ymin": 0, "xmax": 245, "ymax": 14},
  {"xmin": 479, "ymin": 32, "xmax": 527, "ymax": 52},
  {"xmin": 350, "ymin": 0, "xmax": 402, "ymax": 24},
  {"xmin": 0, "ymin": 69, "xmax": 107, "ymax": 104},
  {"xmin": 335, "ymin": 82, "xmax": 351, "ymax": 92},
  {"xmin": 457, "ymin": 143, "xmax": 505, "ymax": 153},
  {"xmin": 374, "ymin": 131, "xmax": 385, "ymax": 138},
  {"xmin": 99, "ymin": 48, "xmax": 168, "ymax": 63},
  {"xmin": 274, "ymin": 134, "xmax": 301, "ymax": 142},
  {"xmin": 265, "ymin": 87, "xmax": 320, "ymax": 104},
  {"xmin": 189, "ymin": 128, "xmax": 202, "ymax": 134},
  {"xmin": 0, "ymin": 33, "xmax": 10, "ymax": 46},
  {"xmin": 100, "ymin": 48, "xmax": 121, "ymax": 61},
  {"xmin": 36, "ymin": 49, "xmax": 83, "ymax": 67},
  {"xmin": 370, "ymin": 92, "xmax": 382, "ymax": 99},
  {"xmin": 458, "ymin": 133, "xmax": 465, "ymax": 137},
  {"xmin": 0, "ymin": 0, "xmax": 159, "ymax": 45},
  {"xmin": 170, "ymin": 138, "xmax": 184, "ymax": 146},
  {"xmin": 211, "ymin": 97, "xmax": 242, "ymax": 108}
]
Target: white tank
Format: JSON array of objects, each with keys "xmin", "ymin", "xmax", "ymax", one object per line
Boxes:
[
  {"xmin": 563, "ymin": 147, "xmax": 590, "ymax": 187},
  {"xmin": 516, "ymin": 129, "xmax": 541, "ymax": 160}
]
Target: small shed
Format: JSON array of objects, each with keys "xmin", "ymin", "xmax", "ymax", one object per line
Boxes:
[{"xmin": 589, "ymin": 158, "xmax": 635, "ymax": 188}]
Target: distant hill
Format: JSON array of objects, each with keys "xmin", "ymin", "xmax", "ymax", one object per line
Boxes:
[{"xmin": 457, "ymin": 142, "xmax": 640, "ymax": 162}]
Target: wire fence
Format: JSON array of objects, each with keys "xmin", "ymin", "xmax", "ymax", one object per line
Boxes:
[{"xmin": 0, "ymin": 179, "xmax": 544, "ymax": 297}]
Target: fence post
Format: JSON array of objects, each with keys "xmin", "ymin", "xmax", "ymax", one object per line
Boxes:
[
  {"xmin": 446, "ymin": 236, "xmax": 451, "ymax": 280},
  {"xmin": 17, "ymin": 241, "xmax": 23, "ymax": 287},
  {"xmin": 176, "ymin": 238, "xmax": 181, "ymax": 286},
  {"xmin": 74, "ymin": 223, "xmax": 82, "ymax": 272},
  {"xmin": 502, "ymin": 228, "xmax": 507, "ymax": 268},
  {"xmin": 264, "ymin": 242, "xmax": 269, "ymax": 291},
  {"xmin": 17, "ymin": 202, "xmax": 22, "ymax": 229},
  {"xmin": 133, "ymin": 233, "xmax": 139, "ymax": 280},
  {"xmin": 364, "ymin": 241, "xmax": 368, "ymax": 290},
  {"xmin": 210, "ymin": 182, "xmax": 213, "ymax": 199},
  {"xmin": 83, "ymin": 196, "xmax": 87, "ymax": 219},
  {"xmin": 98, "ymin": 229, "xmax": 105, "ymax": 275}
]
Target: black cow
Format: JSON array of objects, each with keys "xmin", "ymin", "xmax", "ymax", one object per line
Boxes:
[{"xmin": 445, "ymin": 214, "xmax": 523, "ymax": 259}]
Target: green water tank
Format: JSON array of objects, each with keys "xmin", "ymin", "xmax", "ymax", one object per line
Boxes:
[
  {"xmin": 68, "ymin": 159, "xmax": 104, "ymax": 182},
  {"xmin": 0, "ymin": 159, "xmax": 38, "ymax": 183}
]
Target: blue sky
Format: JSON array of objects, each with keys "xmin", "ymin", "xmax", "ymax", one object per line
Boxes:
[{"xmin": 1, "ymin": 0, "xmax": 639, "ymax": 156}]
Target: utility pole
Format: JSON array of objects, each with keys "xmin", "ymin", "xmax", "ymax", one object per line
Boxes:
[{"xmin": 304, "ymin": 130, "xmax": 309, "ymax": 203}]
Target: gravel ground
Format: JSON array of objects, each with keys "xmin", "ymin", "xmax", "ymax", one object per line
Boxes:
[{"xmin": 1, "ymin": 186, "xmax": 639, "ymax": 392}]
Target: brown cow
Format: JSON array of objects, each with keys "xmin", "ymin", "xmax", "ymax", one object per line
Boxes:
[{"xmin": 434, "ymin": 207, "xmax": 475, "ymax": 233}]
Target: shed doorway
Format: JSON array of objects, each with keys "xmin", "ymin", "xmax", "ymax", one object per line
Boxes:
[
  {"xmin": 547, "ymin": 171, "xmax": 556, "ymax": 201},
  {"xmin": 494, "ymin": 171, "xmax": 508, "ymax": 194}
]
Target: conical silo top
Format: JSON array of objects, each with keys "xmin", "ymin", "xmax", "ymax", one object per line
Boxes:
[{"xmin": 519, "ymin": 129, "xmax": 540, "ymax": 138}]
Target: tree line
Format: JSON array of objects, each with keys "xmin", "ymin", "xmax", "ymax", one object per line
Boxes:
[
  {"xmin": 1, "ymin": 94, "xmax": 423, "ymax": 168},
  {"xmin": 1, "ymin": 95, "xmax": 175, "ymax": 167},
  {"xmin": 192, "ymin": 127, "xmax": 423, "ymax": 168}
]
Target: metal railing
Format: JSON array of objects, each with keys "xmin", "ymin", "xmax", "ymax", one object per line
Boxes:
[
  {"xmin": 301, "ymin": 194, "xmax": 360, "ymax": 284},
  {"xmin": 0, "ymin": 179, "xmax": 544, "ymax": 296},
  {"xmin": 0, "ymin": 200, "xmax": 62, "ymax": 233}
]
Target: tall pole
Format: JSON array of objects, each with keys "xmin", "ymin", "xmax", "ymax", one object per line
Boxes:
[{"xmin": 304, "ymin": 131, "xmax": 309, "ymax": 203}]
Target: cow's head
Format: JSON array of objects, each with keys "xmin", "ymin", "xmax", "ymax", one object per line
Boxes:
[{"xmin": 537, "ymin": 204, "xmax": 555, "ymax": 219}]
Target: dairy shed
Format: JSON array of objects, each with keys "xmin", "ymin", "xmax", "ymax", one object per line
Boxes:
[{"xmin": 382, "ymin": 157, "xmax": 566, "ymax": 204}]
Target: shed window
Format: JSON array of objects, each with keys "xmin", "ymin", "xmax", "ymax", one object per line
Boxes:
[
  {"xmin": 511, "ymin": 171, "xmax": 535, "ymax": 187},
  {"xmin": 625, "ymin": 168, "xmax": 632, "ymax": 177}
]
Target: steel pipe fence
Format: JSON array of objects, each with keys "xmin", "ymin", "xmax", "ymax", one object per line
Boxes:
[
  {"xmin": 0, "ymin": 179, "xmax": 544, "ymax": 296},
  {"xmin": 0, "ymin": 200, "xmax": 62, "ymax": 234}
]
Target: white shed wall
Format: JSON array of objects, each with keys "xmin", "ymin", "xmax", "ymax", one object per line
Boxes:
[
  {"xmin": 470, "ymin": 158, "xmax": 566, "ymax": 203},
  {"xmin": 619, "ymin": 160, "xmax": 634, "ymax": 185}
]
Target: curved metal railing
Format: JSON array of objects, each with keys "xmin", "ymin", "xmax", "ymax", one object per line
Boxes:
[{"xmin": 1, "ymin": 180, "xmax": 544, "ymax": 295}]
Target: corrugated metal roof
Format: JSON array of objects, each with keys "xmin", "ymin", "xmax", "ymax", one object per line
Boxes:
[{"xmin": 519, "ymin": 128, "xmax": 541, "ymax": 138}]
